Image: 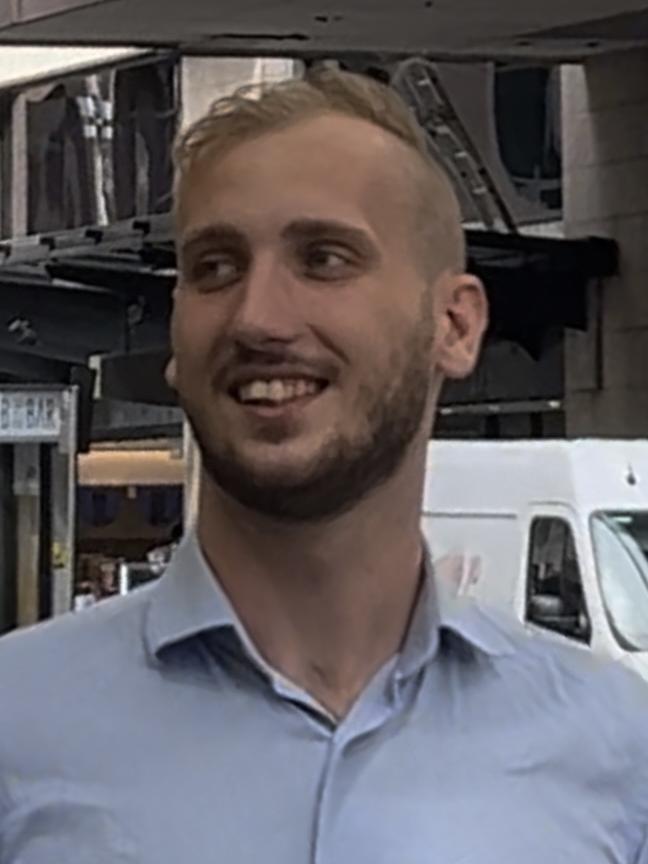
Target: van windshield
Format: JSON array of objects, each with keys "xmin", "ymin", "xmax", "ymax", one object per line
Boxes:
[{"xmin": 591, "ymin": 511, "xmax": 648, "ymax": 652}]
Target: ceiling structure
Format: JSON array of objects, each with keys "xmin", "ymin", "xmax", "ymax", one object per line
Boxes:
[
  {"xmin": 0, "ymin": 214, "xmax": 618, "ymax": 425},
  {"xmin": 0, "ymin": 0, "xmax": 648, "ymax": 61},
  {"xmin": 0, "ymin": 44, "xmax": 146, "ymax": 89},
  {"xmin": 0, "ymin": 0, "xmax": 636, "ymax": 444}
]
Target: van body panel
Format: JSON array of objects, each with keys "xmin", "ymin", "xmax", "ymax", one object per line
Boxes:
[{"xmin": 423, "ymin": 439, "xmax": 648, "ymax": 679}]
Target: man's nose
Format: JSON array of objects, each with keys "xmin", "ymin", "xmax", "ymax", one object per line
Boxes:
[{"xmin": 230, "ymin": 257, "xmax": 303, "ymax": 345}]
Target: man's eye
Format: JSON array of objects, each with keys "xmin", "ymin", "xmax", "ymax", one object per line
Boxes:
[
  {"xmin": 191, "ymin": 257, "xmax": 240, "ymax": 287},
  {"xmin": 304, "ymin": 246, "xmax": 354, "ymax": 278}
]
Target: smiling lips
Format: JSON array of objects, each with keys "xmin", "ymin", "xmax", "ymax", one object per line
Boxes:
[{"xmin": 234, "ymin": 378, "xmax": 326, "ymax": 407}]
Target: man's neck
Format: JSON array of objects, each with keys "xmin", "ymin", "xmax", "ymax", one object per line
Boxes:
[{"xmin": 196, "ymin": 466, "xmax": 425, "ymax": 720}]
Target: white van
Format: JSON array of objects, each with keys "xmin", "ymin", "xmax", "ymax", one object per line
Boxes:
[{"xmin": 422, "ymin": 440, "xmax": 648, "ymax": 681}]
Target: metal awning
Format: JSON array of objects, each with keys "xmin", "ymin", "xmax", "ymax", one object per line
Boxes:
[
  {"xmin": 0, "ymin": 214, "xmax": 173, "ymax": 385},
  {"xmin": 1, "ymin": 0, "xmax": 648, "ymax": 61},
  {"xmin": 0, "ymin": 214, "xmax": 618, "ymax": 405}
]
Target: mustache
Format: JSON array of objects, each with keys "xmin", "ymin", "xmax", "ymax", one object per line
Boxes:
[{"xmin": 212, "ymin": 343, "xmax": 339, "ymax": 386}]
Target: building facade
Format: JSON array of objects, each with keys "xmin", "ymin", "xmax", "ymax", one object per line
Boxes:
[{"xmin": 0, "ymin": 45, "xmax": 639, "ymax": 629}]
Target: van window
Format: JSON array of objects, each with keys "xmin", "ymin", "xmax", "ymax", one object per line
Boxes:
[
  {"xmin": 591, "ymin": 511, "xmax": 648, "ymax": 652},
  {"xmin": 526, "ymin": 517, "xmax": 591, "ymax": 643}
]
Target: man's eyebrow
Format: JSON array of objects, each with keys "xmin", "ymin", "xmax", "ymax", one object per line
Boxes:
[
  {"xmin": 281, "ymin": 219, "xmax": 377, "ymax": 253},
  {"xmin": 179, "ymin": 219, "xmax": 377, "ymax": 258},
  {"xmin": 179, "ymin": 224, "xmax": 245, "ymax": 257}
]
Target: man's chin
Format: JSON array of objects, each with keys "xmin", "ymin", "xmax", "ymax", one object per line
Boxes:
[
  {"xmin": 207, "ymin": 465, "xmax": 331, "ymax": 523},
  {"xmin": 233, "ymin": 426, "xmax": 324, "ymax": 457},
  {"xmin": 225, "ymin": 447, "xmax": 321, "ymax": 488},
  {"xmin": 199, "ymin": 440, "xmax": 347, "ymax": 522}
]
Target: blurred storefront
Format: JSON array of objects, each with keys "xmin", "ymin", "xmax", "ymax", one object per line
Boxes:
[{"xmin": 0, "ymin": 49, "xmax": 624, "ymax": 629}]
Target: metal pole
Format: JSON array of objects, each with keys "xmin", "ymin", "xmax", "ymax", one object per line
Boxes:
[{"xmin": 51, "ymin": 386, "xmax": 78, "ymax": 616}]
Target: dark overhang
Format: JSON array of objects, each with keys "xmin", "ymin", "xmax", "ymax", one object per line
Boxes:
[
  {"xmin": 0, "ymin": 214, "xmax": 618, "ymax": 404},
  {"xmin": 0, "ymin": 214, "xmax": 174, "ymax": 388},
  {"xmin": 466, "ymin": 228, "xmax": 618, "ymax": 347},
  {"xmin": 1, "ymin": 0, "xmax": 647, "ymax": 62}
]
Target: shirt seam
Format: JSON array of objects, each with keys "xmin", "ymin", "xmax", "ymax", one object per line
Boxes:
[{"xmin": 634, "ymin": 824, "xmax": 648, "ymax": 864}]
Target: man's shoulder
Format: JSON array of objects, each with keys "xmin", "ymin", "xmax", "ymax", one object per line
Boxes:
[
  {"xmin": 0, "ymin": 585, "xmax": 154, "ymax": 689},
  {"xmin": 474, "ymin": 600, "xmax": 648, "ymax": 735},
  {"xmin": 0, "ymin": 588, "xmax": 161, "ymax": 815},
  {"xmin": 467, "ymin": 604, "xmax": 648, "ymax": 839}
]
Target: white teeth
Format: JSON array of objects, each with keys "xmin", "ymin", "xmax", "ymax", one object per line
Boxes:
[
  {"xmin": 249, "ymin": 381, "xmax": 269, "ymax": 401},
  {"xmin": 237, "ymin": 378, "xmax": 321, "ymax": 405},
  {"xmin": 269, "ymin": 380, "xmax": 285, "ymax": 402}
]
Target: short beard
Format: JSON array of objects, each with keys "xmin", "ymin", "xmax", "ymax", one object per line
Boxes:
[{"xmin": 187, "ymin": 324, "xmax": 434, "ymax": 524}]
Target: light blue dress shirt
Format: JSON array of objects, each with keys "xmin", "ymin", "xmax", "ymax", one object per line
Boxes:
[{"xmin": 1, "ymin": 532, "xmax": 648, "ymax": 863}]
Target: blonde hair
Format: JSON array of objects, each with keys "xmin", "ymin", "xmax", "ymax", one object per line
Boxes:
[{"xmin": 174, "ymin": 66, "xmax": 465, "ymax": 274}]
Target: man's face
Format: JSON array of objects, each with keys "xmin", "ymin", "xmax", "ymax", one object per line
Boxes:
[{"xmin": 171, "ymin": 113, "xmax": 481, "ymax": 521}]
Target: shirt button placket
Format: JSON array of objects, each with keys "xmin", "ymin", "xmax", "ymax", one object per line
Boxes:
[{"xmin": 310, "ymin": 732, "xmax": 341, "ymax": 864}]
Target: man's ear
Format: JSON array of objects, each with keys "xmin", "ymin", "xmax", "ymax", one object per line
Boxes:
[
  {"xmin": 165, "ymin": 355, "xmax": 178, "ymax": 391},
  {"xmin": 165, "ymin": 287, "xmax": 180, "ymax": 391},
  {"xmin": 435, "ymin": 273, "xmax": 488, "ymax": 380}
]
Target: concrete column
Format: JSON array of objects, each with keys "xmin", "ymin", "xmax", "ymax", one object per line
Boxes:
[
  {"xmin": 14, "ymin": 444, "xmax": 41, "ymax": 627},
  {"xmin": 178, "ymin": 57, "xmax": 297, "ymax": 525},
  {"xmin": 180, "ymin": 57, "xmax": 296, "ymax": 125},
  {"xmin": 9, "ymin": 91, "xmax": 28, "ymax": 236},
  {"xmin": 562, "ymin": 50, "xmax": 648, "ymax": 437}
]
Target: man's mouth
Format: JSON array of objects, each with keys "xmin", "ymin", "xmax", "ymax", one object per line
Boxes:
[{"xmin": 229, "ymin": 377, "xmax": 328, "ymax": 407}]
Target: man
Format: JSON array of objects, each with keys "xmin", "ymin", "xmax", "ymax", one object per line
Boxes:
[{"xmin": 0, "ymin": 67, "xmax": 647, "ymax": 863}]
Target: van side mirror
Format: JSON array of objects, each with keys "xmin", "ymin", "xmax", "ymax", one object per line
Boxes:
[{"xmin": 528, "ymin": 594, "xmax": 590, "ymax": 641}]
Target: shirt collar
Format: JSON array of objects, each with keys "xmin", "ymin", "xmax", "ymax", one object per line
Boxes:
[
  {"xmin": 144, "ymin": 531, "xmax": 239, "ymax": 660},
  {"xmin": 394, "ymin": 546, "xmax": 515, "ymax": 680},
  {"xmin": 144, "ymin": 530, "xmax": 515, "ymax": 667}
]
